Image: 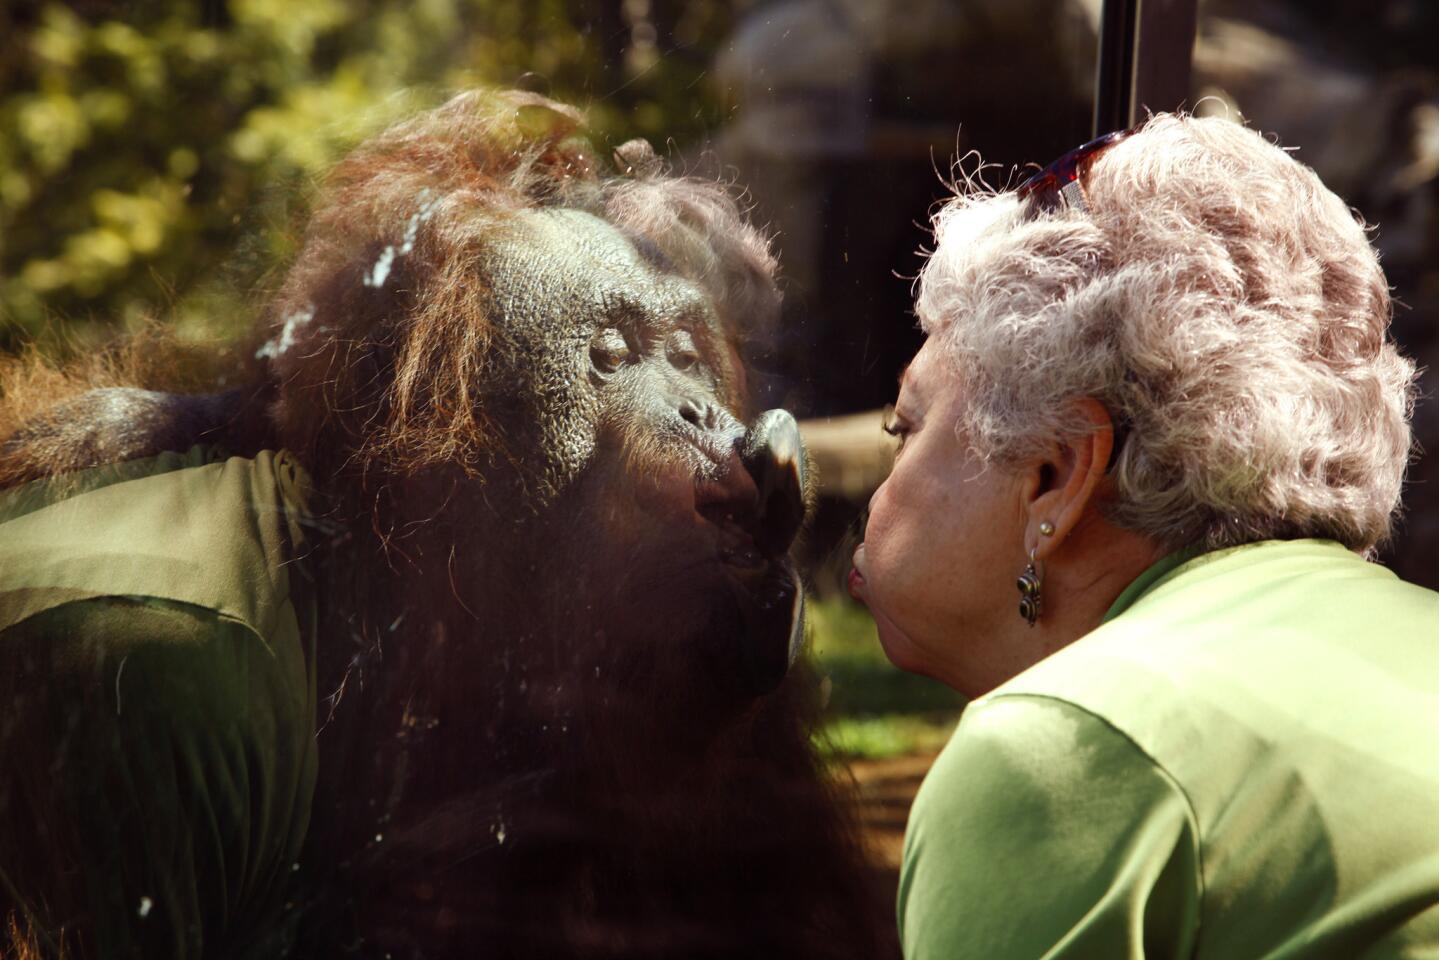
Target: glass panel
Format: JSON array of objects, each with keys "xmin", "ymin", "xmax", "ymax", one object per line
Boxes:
[
  {"xmin": 707, "ymin": 0, "xmax": 1096, "ymax": 417},
  {"xmin": 0, "ymin": 3, "xmax": 1097, "ymax": 956}
]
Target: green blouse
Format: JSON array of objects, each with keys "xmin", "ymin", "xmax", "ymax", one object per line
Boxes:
[
  {"xmin": 899, "ymin": 539, "xmax": 1439, "ymax": 959},
  {"xmin": 0, "ymin": 447, "xmax": 318, "ymax": 958}
]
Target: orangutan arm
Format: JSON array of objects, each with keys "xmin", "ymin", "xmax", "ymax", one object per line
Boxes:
[{"xmin": 1, "ymin": 388, "xmax": 272, "ymax": 489}]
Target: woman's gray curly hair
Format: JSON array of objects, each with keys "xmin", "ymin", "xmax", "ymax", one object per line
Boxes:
[{"xmin": 916, "ymin": 112, "xmax": 1417, "ymax": 554}]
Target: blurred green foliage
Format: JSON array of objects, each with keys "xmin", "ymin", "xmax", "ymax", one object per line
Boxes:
[
  {"xmin": 0, "ymin": 0, "xmax": 737, "ymax": 352},
  {"xmin": 819, "ymin": 714, "xmax": 958, "ymax": 761},
  {"xmin": 806, "ymin": 595, "xmax": 965, "ymax": 760}
]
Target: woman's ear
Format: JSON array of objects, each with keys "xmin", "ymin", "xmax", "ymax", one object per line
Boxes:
[{"xmin": 1018, "ymin": 398, "xmax": 1114, "ymax": 560}]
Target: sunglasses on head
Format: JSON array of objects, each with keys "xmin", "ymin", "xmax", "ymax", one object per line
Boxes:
[
  {"xmin": 1014, "ymin": 129, "xmax": 1136, "ymax": 470},
  {"xmin": 1016, "ymin": 129, "xmax": 1132, "ymax": 215}
]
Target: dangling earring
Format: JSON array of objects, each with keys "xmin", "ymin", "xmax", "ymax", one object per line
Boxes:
[{"xmin": 1017, "ymin": 547, "xmax": 1043, "ymax": 627}]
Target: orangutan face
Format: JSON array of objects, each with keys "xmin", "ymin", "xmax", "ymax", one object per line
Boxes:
[{"xmin": 463, "ymin": 208, "xmax": 808, "ymax": 698}]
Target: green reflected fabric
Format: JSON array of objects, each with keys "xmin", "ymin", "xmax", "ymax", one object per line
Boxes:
[
  {"xmin": 0, "ymin": 447, "xmax": 319, "ymax": 959},
  {"xmin": 899, "ymin": 539, "xmax": 1439, "ymax": 959}
]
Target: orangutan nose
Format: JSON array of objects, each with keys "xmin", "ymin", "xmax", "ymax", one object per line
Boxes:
[
  {"xmin": 678, "ymin": 397, "xmax": 722, "ymax": 431},
  {"xmin": 740, "ymin": 409, "xmax": 808, "ymax": 559}
]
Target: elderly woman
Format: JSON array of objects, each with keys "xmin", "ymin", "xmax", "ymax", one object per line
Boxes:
[{"xmin": 849, "ymin": 113, "xmax": 1439, "ymax": 958}]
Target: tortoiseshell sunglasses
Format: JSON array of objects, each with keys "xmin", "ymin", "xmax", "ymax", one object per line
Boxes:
[{"xmin": 1015, "ymin": 129, "xmax": 1132, "ymax": 214}]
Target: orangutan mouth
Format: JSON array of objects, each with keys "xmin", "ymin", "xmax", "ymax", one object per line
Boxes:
[
  {"xmin": 692, "ymin": 408, "xmax": 807, "ymax": 568},
  {"xmin": 708, "ymin": 513, "xmax": 766, "ymax": 569},
  {"xmin": 689, "ymin": 409, "xmax": 808, "ymax": 695}
]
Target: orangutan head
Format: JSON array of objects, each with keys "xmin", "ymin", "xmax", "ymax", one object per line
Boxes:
[{"xmin": 258, "ymin": 90, "xmax": 808, "ymax": 708}]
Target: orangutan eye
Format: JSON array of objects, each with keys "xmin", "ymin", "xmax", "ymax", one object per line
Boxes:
[
  {"xmin": 667, "ymin": 329, "xmax": 701, "ymax": 372},
  {"xmin": 590, "ymin": 327, "xmax": 632, "ymax": 374}
]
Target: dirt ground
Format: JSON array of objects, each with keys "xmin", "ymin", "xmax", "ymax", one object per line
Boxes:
[
  {"xmin": 849, "ymin": 751, "xmax": 937, "ymax": 872},
  {"xmin": 843, "ymin": 749, "xmax": 941, "ymax": 954}
]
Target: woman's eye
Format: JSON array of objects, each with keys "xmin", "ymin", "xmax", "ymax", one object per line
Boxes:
[
  {"xmin": 667, "ymin": 330, "xmax": 701, "ymax": 372},
  {"xmin": 590, "ymin": 328, "xmax": 632, "ymax": 373},
  {"xmin": 882, "ymin": 408, "xmax": 911, "ymax": 447}
]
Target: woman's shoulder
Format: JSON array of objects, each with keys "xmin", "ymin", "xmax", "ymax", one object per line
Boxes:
[
  {"xmin": 1013, "ymin": 539, "xmax": 1437, "ymax": 691},
  {"xmin": 953, "ymin": 538, "xmax": 1439, "ymax": 955},
  {"xmin": 993, "ymin": 538, "xmax": 1439, "ymax": 764}
]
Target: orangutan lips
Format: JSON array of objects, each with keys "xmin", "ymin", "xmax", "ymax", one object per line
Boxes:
[
  {"xmin": 739, "ymin": 409, "xmax": 806, "ymax": 559},
  {"xmin": 694, "ymin": 408, "xmax": 807, "ymax": 568},
  {"xmin": 686, "ymin": 409, "xmax": 809, "ymax": 696}
]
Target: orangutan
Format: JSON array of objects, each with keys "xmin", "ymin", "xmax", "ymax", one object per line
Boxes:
[{"xmin": 0, "ymin": 91, "xmax": 892, "ymax": 958}]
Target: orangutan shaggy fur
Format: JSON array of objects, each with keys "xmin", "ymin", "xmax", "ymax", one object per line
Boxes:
[{"xmin": 0, "ymin": 91, "xmax": 893, "ymax": 959}]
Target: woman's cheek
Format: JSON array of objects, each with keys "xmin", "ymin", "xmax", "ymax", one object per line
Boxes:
[{"xmin": 868, "ymin": 514, "xmax": 915, "ymax": 599}]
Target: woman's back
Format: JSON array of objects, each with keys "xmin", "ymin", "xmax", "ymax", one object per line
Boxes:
[{"xmin": 901, "ymin": 539, "xmax": 1439, "ymax": 959}]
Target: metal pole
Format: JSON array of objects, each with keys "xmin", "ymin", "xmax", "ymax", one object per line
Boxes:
[
  {"xmin": 1094, "ymin": 0, "xmax": 1139, "ymax": 135},
  {"xmin": 1094, "ymin": 0, "xmax": 1199, "ymax": 135}
]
